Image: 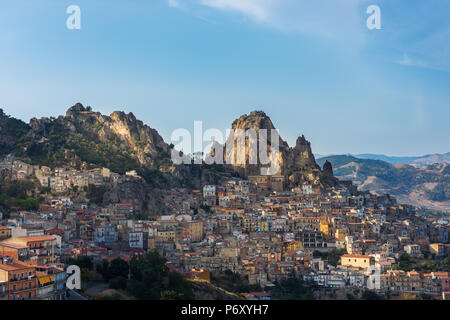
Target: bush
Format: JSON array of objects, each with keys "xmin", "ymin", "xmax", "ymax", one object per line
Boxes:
[
  {"xmin": 109, "ymin": 276, "xmax": 127, "ymax": 290},
  {"xmin": 362, "ymin": 290, "xmax": 383, "ymax": 300}
]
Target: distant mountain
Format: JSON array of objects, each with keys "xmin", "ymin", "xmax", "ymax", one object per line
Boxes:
[
  {"xmin": 354, "ymin": 154, "xmax": 423, "ymax": 164},
  {"xmin": 317, "ymin": 155, "xmax": 450, "ymax": 211}
]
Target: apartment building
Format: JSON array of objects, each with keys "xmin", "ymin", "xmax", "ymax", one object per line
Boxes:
[
  {"xmin": 0, "ymin": 260, "xmax": 37, "ymax": 300},
  {"xmin": 1, "ymin": 235, "xmax": 56, "ymax": 265}
]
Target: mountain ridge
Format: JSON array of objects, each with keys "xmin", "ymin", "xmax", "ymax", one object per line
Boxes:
[
  {"xmin": 316, "ymin": 152, "xmax": 450, "ymax": 167},
  {"xmin": 317, "ymin": 155, "xmax": 450, "ymax": 211}
]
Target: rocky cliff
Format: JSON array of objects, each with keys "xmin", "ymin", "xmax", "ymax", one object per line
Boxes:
[{"xmin": 215, "ymin": 110, "xmax": 335, "ymax": 187}]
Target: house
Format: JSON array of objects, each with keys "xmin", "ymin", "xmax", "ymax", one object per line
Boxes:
[
  {"xmin": 94, "ymin": 223, "xmax": 117, "ymax": 243},
  {"xmin": 0, "ymin": 260, "xmax": 37, "ymax": 300},
  {"xmin": 341, "ymin": 254, "xmax": 374, "ymax": 269},
  {"xmin": 0, "ymin": 226, "xmax": 12, "ymax": 241},
  {"xmin": 1, "ymin": 235, "xmax": 56, "ymax": 265},
  {"xmin": 129, "ymin": 231, "xmax": 148, "ymax": 250},
  {"xmin": 404, "ymin": 244, "xmax": 421, "ymax": 257},
  {"xmin": 429, "ymin": 243, "xmax": 445, "ymax": 257}
]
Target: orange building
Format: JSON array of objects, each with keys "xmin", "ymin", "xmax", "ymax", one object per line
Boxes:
[
  {"xmin": 0, "ymin": 226, "xmax": 11, "ymax": 241},
  {"xmin": 2, "ymin": 235, "xmax": 56, "ymax": 265},
  {"xmin": 0, "ymin": 260, "xmax": 37, "ymax": 300},
  {"xmin": 0, "ymin": 242, "xmax": 30, "ymax": 262}
]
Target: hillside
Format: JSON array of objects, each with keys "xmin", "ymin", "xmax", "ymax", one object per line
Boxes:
[
  {"xmin": 2, "ymin": 105, "xmax": 335, "ymax": 192},
  {"xmin": 317, "ymin": 155, "xmax": 450, "ymax": 211},
  {"xmin": 353, "ymin": 153, "xmax": 450, "ymax": 167}
]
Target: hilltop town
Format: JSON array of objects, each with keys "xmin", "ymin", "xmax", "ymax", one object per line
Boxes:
[
  {"xmin": 0, "ymin": 153, "xmax": 449, "ymax": 300},
  {"xmin": 0, "ymin": 107, "xmax": 449, "ymax": 300}
]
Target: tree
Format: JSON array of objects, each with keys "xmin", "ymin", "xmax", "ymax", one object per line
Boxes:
[
  {"xmin": 109, "ymin": 276, "xmax": 127, "ymax": 290},
  {"xmin": 362, "ymin": 290, "xmax": 383, "ymax": 300},
  {"xmin": 107, "ymin": 258, "xmax": 129, "ymax": 281},
  {"xmin": 69, "ymin": 256, "xmax": 93, "ymax": 270},
  {"xmin": 128, "ymin": 249, "xmax": 194, "ymax": 300},
  {"xmin": 268, "ymin": 278, "xmax": 315, "ymax": 300}
]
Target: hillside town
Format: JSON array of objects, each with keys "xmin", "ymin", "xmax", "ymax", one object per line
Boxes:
[{"xmin": 0, "ymin": 156, "xmax": 449, "ymax": 300}]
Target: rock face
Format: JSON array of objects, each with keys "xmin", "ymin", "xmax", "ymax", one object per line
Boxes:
[
  {"xmin": 103, "ymin": 180, "xmax": 165, "ymax": 215},
  {"xmin": 218, "ymin": 110, "xmax": 328, "ymax": 186},
  {"xmin": 323, "ymin": 160, "xmax": 334, "ymax": 177},
  {"xmin": 0, "ymin": 109, "xmax": 31, "ymax": 154},
  {"xmin": 64, "ymin": 103, "xmax": 171, "ymax": 168},
  {"xmin": 22, "ymin": 103, "xmax": 175, "ymax": 181}
]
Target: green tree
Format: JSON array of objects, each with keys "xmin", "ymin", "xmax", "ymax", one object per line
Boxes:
[
  {"xmin": 107, "ymin": 258, "xmax": 129, "ymax": 281},
  {"xmin": 109, "ymin": 276, "xmax": 127, "ymax": 290}
]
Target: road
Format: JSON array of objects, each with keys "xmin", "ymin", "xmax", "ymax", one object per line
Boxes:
[{"xmin": 66, "ymin": 289, "xmax": 88, "ymax": 300}]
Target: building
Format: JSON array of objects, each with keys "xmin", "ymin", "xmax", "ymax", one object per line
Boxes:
[
  {"xmin": 180, "ymin": 220, "xmax": 204, "ymax": 242},
  {"xmin": 0, "ymin": 226, "xmax": 12, "ymax": 241},
  {"xmin": 0, "ymin": 280, "xmax": 7, "ymax": 300},
  {"xmin": 36, "ymin": 271, "xmax": 55, "ymax": 300},
  {"xmin": 129, "ymin": 231, "xmax": 148, "ymax": 250},
  {"xmin": 404, "ymin": 244, "xmax": 421, "ymax": 257},
  {"xmin": 0, "ymin": 242, "xmax": 30, "ymax": 262},
  {"xmin": 1, "ymin": 235, "xmax": 56, "ymax": 265},
  {"xmin": 0, "ymin": 260, "xmax": 37, "ymax": 300},
  {"xmin": 429, "ymin": 243, "xmax": 445, "ymax": 257},
  {"xmin": 302, "ymin": 184, "xmax": 313, "ymax": 195},
  {"xmin": 341, "ymin": 254, "xmax": 374, "ymax": 269},
  {"xmin": 248, "ymin": 175, "xmax": 284, "ymax": 192},
  {"xmin": 94, "ymin": 223, "xmax": 118, "ymax": 243},
  {"xmin": 203, "ymin": 185, "xmax": 216, "ymax": 198}
]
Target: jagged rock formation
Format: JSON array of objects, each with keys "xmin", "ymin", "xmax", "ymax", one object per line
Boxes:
[
  {"xmin": 63, "ymin": 103, "xmax": 170, "ymax": 168},
  {"xmin": 214, "ymin": 110, "xmax": 334, "ymax": 187},
  {"xmin": 2, "ymin": 105, "xmax": 338, "ymax": 192},
  {"xmin": 13, "ymin": 103, "xmax": 175, "ymax": 187},
  {"xmin": 322, "ymin": 160, "xmax": 334, "ymax": 177}
]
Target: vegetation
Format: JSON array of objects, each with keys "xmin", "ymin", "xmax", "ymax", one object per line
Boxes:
[
  {"xmin": 210, "ymin": 270, "xmax": 262, "ymax": 294},
  {"xmin": 85, "ymin": 184, "xmax": 108, "ymax": 205},
  {"xmin": 68, "ymin": 256, "xmax": 95, "ymax": 283},
  {"xmin": 0, "ymin": 109, "xmax": 31, "ymax": 155},
  {"xmin": 128, "ymin": 249, "xmax": 194, "ymax": 300},
  {"xmin": 0, "ymin": 179, "xmax": 39, "ymax": 212},
  {"xmin": 393, "ymin": 253, "xmax": 450, "ymax": 272},
  {"xmin": 313, "ymin": 248, "xmax": 347, "ymax": 267},
  {"xmin": 267, "ymin": 278, "xmax": 315, "ymax": 300},
  {"xmin": 109, "ymin": 276, "xmax": 127, "ymax": 290},
  {"xmin": 361, "ymin": 290, "xmax": 383, "ymax": 300},
  {"xmin": 97, "ymin": 257, "xmax": 129, "ymax": 282}
]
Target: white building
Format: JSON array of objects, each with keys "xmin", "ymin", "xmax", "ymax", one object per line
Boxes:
[{"xmin": 203, "ymin": 185, "xmax": 216, "ymax": 198}]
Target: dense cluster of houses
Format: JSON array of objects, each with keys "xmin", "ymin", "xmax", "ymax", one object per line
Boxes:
[{"xmin": 0, "ymin": 155, "xmax": 449, "ymax": 300}]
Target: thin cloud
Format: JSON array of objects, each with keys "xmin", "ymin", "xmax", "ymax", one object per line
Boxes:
[
  {"xmin": 168, "ymin": 0, "xmax": 368, "ymax": 46},
  {"xmin": 168, "ymin": 0, "xmax": 181, "ymax": 8}
]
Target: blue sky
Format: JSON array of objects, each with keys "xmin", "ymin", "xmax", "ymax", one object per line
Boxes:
[{"xmin": 0, "ymin": 0, "xmax": 449, "ymax": 156}]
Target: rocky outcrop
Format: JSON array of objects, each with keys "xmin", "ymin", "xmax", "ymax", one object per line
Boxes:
[
  {"xmin": 216, "ymin": 110, "xmax": 331, "ymax": 187},
  {"xmin": 323, "ymin": 160, "xmax": 334, "ymax": 177},
  {"xmin": 64, "ymin": 103, "xmax": 171, "ymax": 168},
  {"xmin": 103, "ymin": 180, "xmax": 166, "ymax": 215}
]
